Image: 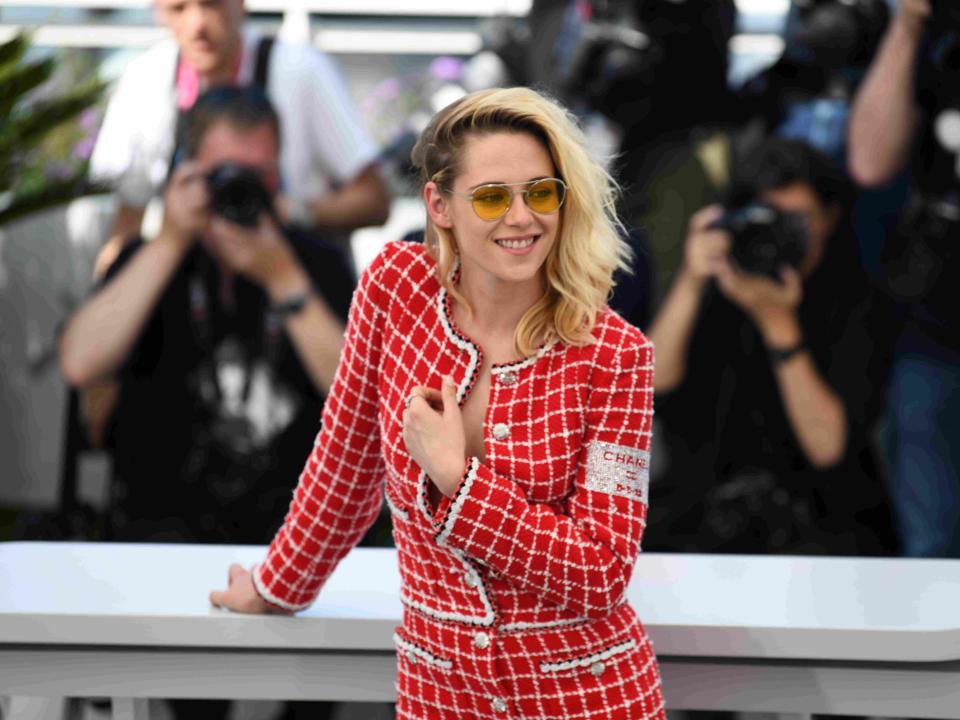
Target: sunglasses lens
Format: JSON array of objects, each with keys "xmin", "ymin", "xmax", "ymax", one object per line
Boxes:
[
  {"xmin": 471, "ymin": 187, "xmax": 512, "ymax": 220},
  {"xmin": 527, "ymin": 179, "xmax": 565, "ymax": 214}
]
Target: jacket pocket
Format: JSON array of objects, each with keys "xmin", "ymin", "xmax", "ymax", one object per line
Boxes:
[
  {"xmin": 539, "ymin": 637, "xmax": 637, "ymax": 677},
  {"xmin": 393, "ymin": 631, "xmax": 454, "ymax": 671},
  {"xmin": 384, "ymin": 486, "xmax": 410, "ymax": 523}
]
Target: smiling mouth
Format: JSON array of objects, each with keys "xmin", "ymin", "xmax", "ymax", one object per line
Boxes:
[{"xmin": 495, "ymin": 235, "xmax": 539, "ymax": 250}]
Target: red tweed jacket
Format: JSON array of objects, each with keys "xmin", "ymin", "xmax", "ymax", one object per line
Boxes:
[{"xmin": 254, "ymin": 241, "xmax": 664, "ymax": 719}]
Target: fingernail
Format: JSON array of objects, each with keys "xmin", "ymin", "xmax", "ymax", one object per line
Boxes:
[{"xmin": 444, "ymin": 375, "xmax": 455, "ymax": 387}]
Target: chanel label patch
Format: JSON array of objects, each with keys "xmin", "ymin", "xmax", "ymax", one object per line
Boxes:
[{"xmin": 585, "ymin": 441, "xmax": 650, "ymax": 503}]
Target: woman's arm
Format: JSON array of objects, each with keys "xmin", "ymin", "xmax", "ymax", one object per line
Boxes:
[
  {"xmin": 429, "ymin": 339, "xmax": 655, "ymax": 621},
  {"xmin": 231, "ymin": 247, "xmax": 390, "ymax": 613}
]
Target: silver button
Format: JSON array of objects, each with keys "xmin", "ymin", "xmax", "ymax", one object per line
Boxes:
[
  {"xmin": 590, "ymin": 661, "xmax": 606, "ymax": 677},
  {"xmin": 492, "ymin": 423, "xmax": 510, "ymax": 441},
  {"xmin": 407, "ymin": 651, "xmax": 418, "ymax": 665},
  {"xmin": 464, "ymin": 572, "xmax": 480, "ymax": 588},
  {"xmin": 491, "ymin": 697, "xmax": 507, "ymax": 713},
  {"xmin": 498, "ymin": 371, "xmax": 518, "ymax": 386},
  {"xmin": 473, "ymin": 632, "xmax": 491, "ymax": 649}
]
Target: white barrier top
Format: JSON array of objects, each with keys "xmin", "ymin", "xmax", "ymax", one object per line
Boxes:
[{"xmin": 1, "ymin": 542, "xmax": 957, "ymax": 662}]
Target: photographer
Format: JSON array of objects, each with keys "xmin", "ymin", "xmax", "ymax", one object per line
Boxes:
[
  {"xmin": 91, "ymin": 0, "xmax": 389, "ymax": 271},
  {"xmin": 646, "ymin": 138, "xmax": 898, "ymax": 556},
  {"xmin": 848, "ymin": 0, "xmax": 960, "ymax": 558},
  {"xmin": 58, "ymin": 86, "xmax": 353, "ymax": 549}
]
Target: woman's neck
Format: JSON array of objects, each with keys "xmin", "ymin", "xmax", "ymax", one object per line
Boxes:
[{"xmin": 456, "ymin": 266, "xmax": 545, "ymax": 343}]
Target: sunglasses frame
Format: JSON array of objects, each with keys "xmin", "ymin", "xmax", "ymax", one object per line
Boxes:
[{"xmin": 445, "ymin": 177, "xmax": 568, "ymax": 222}]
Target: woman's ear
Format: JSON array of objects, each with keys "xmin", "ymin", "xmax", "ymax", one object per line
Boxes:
[{"xmin": 424, "ymin": 181, "xmax": 454, "ymax": 230}]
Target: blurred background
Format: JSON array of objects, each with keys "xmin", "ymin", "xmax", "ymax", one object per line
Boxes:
[{"xmin": 0, "ymin": 0, "xmax": 793, "ymax": 536}]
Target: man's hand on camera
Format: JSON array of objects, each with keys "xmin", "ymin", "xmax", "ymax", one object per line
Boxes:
[
  {"xmin": 897, "ymin": 0, "xmax": 931, "ymax": 37},
  {"xmin": 716, "ymin": 261, "xmax": 804, "ymax": 346},
  {"xmin": 159, "ymin": 161, "xmax": 210, "ymax": 249},
  {"xmin": 682, "ymin": 205, "xmax": 732, "ymax": 285},
  {"xmin": 207, "ymin": 213, "xmax": 310, "ymax": 299}
]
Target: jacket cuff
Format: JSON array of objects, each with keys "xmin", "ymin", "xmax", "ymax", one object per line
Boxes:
[
  {"xmin": 252, "ymin": 560, "xmax": 312, "ymax": 613},
  {"xmin": 433, "ymin": 456, "xmax": 482, "ymax": 541}
]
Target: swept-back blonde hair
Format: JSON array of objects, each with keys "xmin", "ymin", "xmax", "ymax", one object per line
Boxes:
[{"xmin": 410, "ymin": 86, "xmax": 633, "ymax": 357}]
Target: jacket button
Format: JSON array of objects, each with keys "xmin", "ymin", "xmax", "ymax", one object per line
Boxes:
[
  {"xmin": 590, "ymin": 661, "xmax": 606, "ymax": 677},
  {"xmin": 464, "ymin": 572, "xmax": 480, "ymax": 588},
  {"xmin": 473, "ymin": 632, "xmax": 491, "ymax": 649},
  {"xmin": 407, "ymin": 651, "xmax": 418, "ymax": 665},
  {"xmin": 498, "ymin": 371, "xmax": 518, "ymax": 386},
  {"xmin": 491, "ymin": 697, "xmax": 508, "ymax": 712},
  {"xmin": 492, "ymin": 423, "xmax": 510, "ymax": 441}
]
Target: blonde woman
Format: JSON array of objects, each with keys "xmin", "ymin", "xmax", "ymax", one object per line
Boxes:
[{"xmin": 212, "ymin": 87, "xmax": 664, "ymax": 719}]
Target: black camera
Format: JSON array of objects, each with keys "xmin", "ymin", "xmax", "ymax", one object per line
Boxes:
[
  {"xmin": 710, "ymin": 202, "xmax": 809, "ymax": 279},
  {"xmin": 207, "ymin": 163, "xmax": 274, "ymax": 228}
]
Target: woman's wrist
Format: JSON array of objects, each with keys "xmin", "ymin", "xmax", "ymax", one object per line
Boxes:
[{"xmin": 433, "ymin": 455, "xmax": 469, "ymax": 497}]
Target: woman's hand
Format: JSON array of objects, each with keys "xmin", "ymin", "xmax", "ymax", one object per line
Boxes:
[
  {"xmin": 209, "ymin": 563, "xmax": 292, "ymax": 615},
  {"xmin": 403, "ymin": 375, "xmax": 466, "ymax": 497}
]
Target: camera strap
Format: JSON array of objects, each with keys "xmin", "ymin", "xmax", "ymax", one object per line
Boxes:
[{"xmin": 187, "ymin": 259, "xmax": 283, "ymax": 410}]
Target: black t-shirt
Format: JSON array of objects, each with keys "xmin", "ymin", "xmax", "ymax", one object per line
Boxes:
[
  {"xmin": 102, "ymin": 231, "xmax": 354, "ymax": 544},
  {"xmin": 646, "ymin": 234, "xmax": 901, "ymax": 556}
]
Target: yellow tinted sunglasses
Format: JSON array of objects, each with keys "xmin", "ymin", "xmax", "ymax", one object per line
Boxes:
[{"xmin": 447, "ymin": 177, "xmax": 567, "ymax": 221}]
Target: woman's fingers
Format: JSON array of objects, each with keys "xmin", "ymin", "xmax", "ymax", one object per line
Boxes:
[
  {"xmin": 441, "ymin": 375, "xmax": 458, "ymax": 417},
  {"xmin": 227, "ymin": 563, "xmax": 246, "ymax": 583},
  {"xmin": 408, "ymin": 385, "xmax": 444, "ymax": 412}
]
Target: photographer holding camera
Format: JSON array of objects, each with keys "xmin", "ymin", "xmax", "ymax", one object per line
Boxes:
[
  {"xmin": 58, "ymin": 87, "xmax": 353, "ymax": 553},
  {"xmin": 645, "ymin": 138, "xmax": 898, "ymax": 556},
  {"xmin": 848, "ymin": 0, "xmax": 960, "ymax": 558}
]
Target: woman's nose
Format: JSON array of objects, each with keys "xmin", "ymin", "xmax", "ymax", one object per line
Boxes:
[{"xmin": 502, "ymin": 191, "xmax": 533, "ymax": 226}]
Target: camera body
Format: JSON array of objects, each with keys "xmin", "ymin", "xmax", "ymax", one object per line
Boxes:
[
  {"xmin": 710, "ymin": 202, "xmax": 810, "ymax": 280},
  {"xmin": 206, "ymin": 163, "xmax": 274, "ymax": 228}
]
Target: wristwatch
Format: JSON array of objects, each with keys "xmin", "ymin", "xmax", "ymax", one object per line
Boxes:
[
  {"xmin": 270, "ymin": 289, "xmax": 313, "ymax": 318},
  {"xmin": 767, "ymin": 339, "xmax": 807, "ymax": 366}
]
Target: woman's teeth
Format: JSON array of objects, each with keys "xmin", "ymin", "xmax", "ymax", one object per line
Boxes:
[{"xmin": 496, "ymin": 236, "xmax": 537, "ymax": 249}]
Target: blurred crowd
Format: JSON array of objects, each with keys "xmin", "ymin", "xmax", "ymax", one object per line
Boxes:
[
  {"xmin": 8, "ymin": 0, "xmax": 959, "ymax": 620},
  {"xmin": 0, "ymin": 0, "xmax": 954, "ymax": 717}
]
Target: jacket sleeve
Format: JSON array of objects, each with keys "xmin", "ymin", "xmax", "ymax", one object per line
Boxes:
[
  {"xmin": 433, "ymin": 340, "xmax": 655, "ymax": 620},
  {"xmin": 253, "ymin": 248, "xmax": 388, "ymax": 611}
]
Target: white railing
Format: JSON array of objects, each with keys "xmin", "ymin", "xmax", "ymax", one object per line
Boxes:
[{"xmin": 2, "ymin": 542, "xmax": 959, "ymax": 719}]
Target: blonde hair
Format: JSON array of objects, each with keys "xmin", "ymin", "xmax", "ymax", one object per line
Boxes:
[{"xmin": 410, "ymin": 86, "xmax": 633, "ymax": 357}]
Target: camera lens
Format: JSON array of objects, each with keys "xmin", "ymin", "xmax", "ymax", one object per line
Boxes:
[{"xmin": 207, "ymin": 163, "xmax": 272, "ymax": 228}]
